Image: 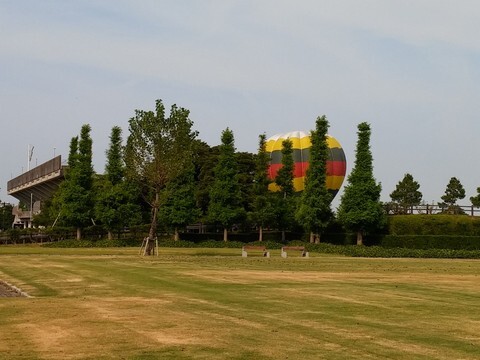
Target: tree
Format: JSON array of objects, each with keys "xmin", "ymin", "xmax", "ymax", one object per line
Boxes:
[
  {"xmin": 440, "ymin": 177, "xmax": 465, "ymax": 214},
  {"xmin": 95, "ymin": 126, "xmax": 142, "ymax": 240},
  {"xmin": 236, "ymin": 151, "xmax": 257, "ymax": 215},
  {"xmin": 389, "ymin": 173, "xmax": 422, "ymax": 214},
  {"xmin": 250, "ymin": 134, "xmax": 274, "ymax": 241},
  {"xmin": 296, "ymin": 115, "xmax": 333, "ymax": 243},
  {"xmin": 105, "ymin": 126, "xmax": 124, "ymax": 186},
  {"xmin": 160, "ymin": 159, "xmax": 200, "ymax": 241},
  {"xmin": 470, "ymin": 187, "xmax": 480, "ymax": 207},
  {"xmin": 275, "ymin": 139, "xmax": 295, "ymax": 197},
  {"xmin": 208, "ymin": 128, "xmax": 245, "ymax": 242},
  {"xmin": 337, "ymin": 122, "xmax": 385, "ymax": 245},
  {"xmin": 53, "ymin": 124, "xmax": 95, "ymax": 239},
  {"xmin": 125, "ymin": 100, "xmax": 197, "ymax": 254},
  {"xmin": 0, "ymin": 202, "xmax": 14, "ymax": 231},
  {"xmin": 273, "ymin": 138, "xmax": 297, "ymax": 242},
  {"xmin": 193, "ymin": 141, "xmax": 219, "ymax": 219}
]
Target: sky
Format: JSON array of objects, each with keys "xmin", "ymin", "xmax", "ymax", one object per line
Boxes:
[{"xmin": 1, "ymin": 0, "xmax": 480, "ymax": 210}]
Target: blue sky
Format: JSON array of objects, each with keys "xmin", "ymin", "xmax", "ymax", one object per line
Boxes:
[{"xmin": 1, "ymin": 0, "xmax": 480, "ymax": 209}]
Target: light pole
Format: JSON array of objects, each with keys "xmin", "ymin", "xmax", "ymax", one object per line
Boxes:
[{"xmin": 30, "ymin": 193, "xmax": 33, "ymax": 228}]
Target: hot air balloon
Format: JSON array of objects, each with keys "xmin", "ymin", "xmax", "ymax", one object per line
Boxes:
[{"xmin": 266, "ymin": 131, "xmax": 346, "ymax": 199}]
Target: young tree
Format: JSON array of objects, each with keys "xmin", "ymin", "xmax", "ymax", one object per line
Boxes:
[
  {"xmin": 296, "ymin": 115, "xmax": 333, "ymax": 243},
  {"xmin": 208, "ymin": 128, "xmax": 245, "ymax": 242},
  {"xmin": 160, "ymin": 159, "xmax": 200, "ymax": 241},
  {"xmin": 440, "ymin": 177, "xmax": 465, "ymax": 214},
  {"xmin": 95, "ymin": 126, "xmax": 142, "ymax": 240},
  {"xmin": 274, "ymin": 138, "xmax": 297, "ymax": 242},
  {"xmin": 251, "ymin": 134, "xmax": 274, "ymax": 241},
  {"xmin": 53, "ymin": 124, "xmax": 95, "ymax": 239},
  {"xmin": 124, "ymin": 100, "xmax": 197, "ymax": 253},
  {"xmin": 389, "ymin": 173, "xmax": 422, "ymax": 214},
  {"xmin": 337, "ymin": 122, "xmax": 385, "ymax": 245}
]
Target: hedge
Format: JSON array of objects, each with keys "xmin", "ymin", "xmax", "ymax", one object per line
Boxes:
[
  {"xmin": 380, "ymin": 235, "xmax": 480, "ymax": 250},
  {"xmin": 388, "ymin": 215, "xmax": 480, "ymax": 236}
]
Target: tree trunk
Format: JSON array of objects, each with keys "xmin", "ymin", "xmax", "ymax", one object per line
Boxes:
[
  {"xmin": 223, "ymin": 228, "xmax": 228, "ymax": 242},
  {"xmin": 146, "ymin": 191, "xmax": 159, "ymax": 255},
  {"xmin": 281, "ymin": 230, "xmax": 286, "ymax": 242},
  {"xmin": 314, "ymin": 233, "xmax": 321, "ymax": 244},
  {"xmin": 107, "ymin": 230, "xmax": 113, "ymax": 241},
  {"xmin": 258, "ymin": 226, "xmax": 263, "ymax": 242},
  {"xmin": 309, "ymin": 232, "xmax": 315, "ymax": 243},
  {"xmin": 356, "ymin": 231, "xmax": 363, "ymax": 246},
  {"xmin": 76, "ymin": 227, "xmax": 82, "ymax": 240},
  {"xmin": 174, "ymin": 227, "xmax": 179, "ymax": 241}
]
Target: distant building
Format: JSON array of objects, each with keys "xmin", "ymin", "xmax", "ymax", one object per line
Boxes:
[{"xmin": 7, "ymin": 156, "xmax": 66, "ymax": 228}]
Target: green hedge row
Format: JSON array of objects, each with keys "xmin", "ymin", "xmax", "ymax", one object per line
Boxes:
[
  {"xmin": 388, "ymin": 215, "xmax": 480, "ymax": 236},
  {"xmin": 305, "ymin": 243, "xmax": 480, "ymax": 259},
  {"xmin": 380, "ymin": 235, "xmax": 480, "ymax": 250},
  {"xmin": 43, "ymin": 238, "xmax": 480, "ymax": 258},
  {"xmin": 43, "ymin": 238, "xmax": 142, "ymax": 248}
]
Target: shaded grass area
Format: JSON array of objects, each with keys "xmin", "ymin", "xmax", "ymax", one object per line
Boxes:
[
  {"xmin": 41, "ymin": 238, "xmax": 480, "ymax": 258},
  {"xmin": 0, "ymin": 247, "xmax": 479, "ymax": 359}
]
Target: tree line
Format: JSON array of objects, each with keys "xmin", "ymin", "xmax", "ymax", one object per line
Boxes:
[
  {"xmin": 25, "ymin": 100, "xmax": 383, "ymax": 246},
  {"xmin": 13, "ymin": 98, "xmax": 475, "ymax": 244}
]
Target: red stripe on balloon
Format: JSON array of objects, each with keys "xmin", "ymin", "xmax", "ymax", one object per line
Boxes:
[
  {"xmin": 327, "ymin": 161, "xmax": 347, "ymax": 176},
  {"xmin": 269, "ymin": 160, "xmax": 346, "ymax": 180},
  {"xmin": 268, "ymin": 163, "xmax": 282, "ymax": 179}
]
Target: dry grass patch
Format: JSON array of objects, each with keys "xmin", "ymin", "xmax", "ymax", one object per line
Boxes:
[{"xmin": 0, "ymin": 248, "xmax": 480, "ymax": 359}]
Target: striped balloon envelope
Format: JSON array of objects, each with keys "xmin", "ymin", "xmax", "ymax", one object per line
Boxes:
[{"xmin": 266, "ymin": 131, "xmax": 346, "ymax": 199}]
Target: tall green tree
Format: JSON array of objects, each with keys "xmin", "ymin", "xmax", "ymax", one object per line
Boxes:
[
  {"xmin": 208, "ymin": 128, "xmax": 244, "ymax": 242},
  {"xmin": 296, "ymin": 116, "xmax": 333, "ymax": 243},
  {"xmin": 236, "ymin": 151, "xmax": 257, "ymax": 214},
  {"xmin": 124, "ymin": 100, "xmax": 197, "ymax": 253},
  {"xmin": 389, "ymin": 173, "xmax": 422, "ymax": 214},
  {"xmin": 275, "ymin": 139, "xmax": 295, "ymax": 197},
  {"xmin": 274, "ymin": 138, "xmax": 297, "ymax": 242},
  {"xmin": 95, "ymin": 126, "xmax": 142, "ymax": 240},
  {"xmin": 193, "ymin": 141, "xmax": 219, "ymax": 219},
  {"xmin": 53, "ymin": 124, "xmax": 95, "ymax": 239},
  {"xmin": 337, "ymin": 122, "xmax": 385, "ymax": 245},
  {"xmin": 105, "ymin": 126, "xmax": 124, "ymax": 186},
  {"xmin": 440, "ymin": 177, "xmax": 465, "ymax": 214},
  {"xmin": 160, "ymin": 159, "xmax": 200, "ymax": 241},
  {"xmin": 251, "ymin": 134, "xmax": 274, "ymax": 241}
]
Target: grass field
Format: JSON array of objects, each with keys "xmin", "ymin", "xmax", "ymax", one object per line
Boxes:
[{"xmin": 0, "ymin": 246, "xmax": 479, "ymax": 359}]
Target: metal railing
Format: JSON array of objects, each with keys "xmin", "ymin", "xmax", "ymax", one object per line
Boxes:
[{"xmin": 385, "ymin": 203, "xmax": 480, "ymax": 216}]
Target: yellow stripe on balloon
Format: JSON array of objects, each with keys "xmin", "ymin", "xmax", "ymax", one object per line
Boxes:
[
  {"xmin": 326, "ymin": 175, "xmax": 345, "ymax": 190},
  {"xmin": 327, "ymin": 136, "xmax": 341, "ymax": 149},
  {"xmin": 293, "ymin": 177, "xmax": 305, "ymax": 191},
  {"xmin": 268, "ymin": 177, "xmax": 307, "ymax": 192}
]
